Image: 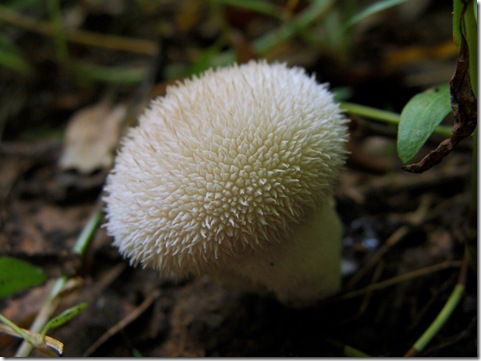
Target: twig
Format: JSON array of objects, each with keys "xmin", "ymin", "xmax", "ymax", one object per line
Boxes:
[
  {"xmin": 359, "ymin": 164, "xmax": 471, "ymax": 197},
  {"xmin": 83, "ymin": 290, "xmax": 160, "ymax": 356},
  {"xmin": 357, "ymin": 261, "xmax": 384, "ymax": 315},
  {"xmin": 0, "ymin": 5, "xmax": 157, "ymax": 55},
  {"xmin": 341, "ymin": 260, "xmax": 463, "ymax": 300},
  {"xmin": 347, "ymin": 195, "xmax": 433, "ymax": 289}
]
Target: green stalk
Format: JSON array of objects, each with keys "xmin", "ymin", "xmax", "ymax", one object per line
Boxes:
[
  {"xmin": 340, "ymin": 102, "xmax": 400, "ymax": 125},
  {"xmin": 72, "ymin": 209, "xmax": 103, "ymax": 255},
  {"xmin": 452, "ymin": 0, "xmax": 462, "ymax": 46},
  {"xmin": 340, "ymin": 102, "xmax": 453, "ymax": 138},
  {"xmin": 405, "ymin": 284, "xmax": 465, "ymax": 356},
  {"xmin": 0, "ymin": 314, "xmax": 37, "ymax": 347},
  {"xmin": 463, "ymin": 0, "xmax": 477, "ymax": 97},
  {"xmin": 405, "ymin": 256, "xmax": 468, "ymax": 356},
  {"xmin": 14, "ymin": 277, "xmax": 67, "ymax": 357}
]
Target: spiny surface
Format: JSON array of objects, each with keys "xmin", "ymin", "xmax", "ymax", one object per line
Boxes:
[{"xmin": 104, "ymin": 61, "xmax": 348, "ymax": 276}]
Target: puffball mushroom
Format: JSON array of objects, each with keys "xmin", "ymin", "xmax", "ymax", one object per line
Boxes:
[{"xmin": 103, "ymin": 60, "xmax": 349, "ymax": 307}]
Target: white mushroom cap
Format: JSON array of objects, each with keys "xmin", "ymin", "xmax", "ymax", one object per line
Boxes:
[{"xmin": 104, "ymin": 60, "xmax": 348, "ymax": 301}]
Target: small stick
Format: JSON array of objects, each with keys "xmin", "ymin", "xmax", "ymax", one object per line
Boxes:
[
  {"xmin": 347, "ymin": 195, "xmax": 433, "ymax": 289},
  {"xmin": 341, "ymin": 260, "xmax": 463, "ymax": 300},
  {"xmin": 83, "ymin": 290, "xmax": 160, "ymax": 356},
  {"xmin": 0, "ymin": 6, "xmax": 157, "ymax": 55}
]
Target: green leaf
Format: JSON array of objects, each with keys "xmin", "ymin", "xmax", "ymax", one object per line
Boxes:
[
  {"xmin": 41, "ymin": 302, "xmax": 88, "ymax": 337},
  {"xmin": 0, "ymin": 257, "xmax": 47, "ymax": 298},
  {"xmin": 397, "ymin": 84, "xmax": 452, "ymax": 164}
]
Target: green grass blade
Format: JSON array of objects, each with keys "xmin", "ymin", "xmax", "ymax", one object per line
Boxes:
[
  {"xmin": 411, "ymin": 283, "xmax": 465, "ymax": 354},
  {"xmin": 343, "ymin": 0, "xmax": 409, "ymax": 30}
]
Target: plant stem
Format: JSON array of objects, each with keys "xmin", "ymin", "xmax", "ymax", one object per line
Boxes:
[
  {"xmin": 0, "ymin": 314, "xmax": 37, "ymax": 347},
  {"xmin": 452, "ymin": 0, "xmax": 462, "ymax": 46},
  {"xmin": 463, "ymin": 0, "xmax": 477, "ymax": 97},
  {"xmin": 14, "ymin": 277, "xmax": 67, "ymax": 357},
  {"xmin": 0, "ymin": 5, "xmax": 157, "ymax": 55},
  {"xmin": 72, "ymin": 209, "xmax": 103, "ymax": 255},
  {"xmin": 406, "ymin": 285, "xmax": 464, "ymax": 356},
  {"xmin": 404, "ymin": 254, "xmax": 468, "ymax": 356},
  {"xmin": 340, "ymin": 102, "xmax": 453, "ymax": 138},
  {"xmin": 340, "ymin": 102, "xmax": 400, "ymax": 124}
]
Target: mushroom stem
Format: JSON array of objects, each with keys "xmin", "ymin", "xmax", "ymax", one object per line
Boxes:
[{"xmin": 211, "ymin": 198, "xmax": 341, "ymax": 307}]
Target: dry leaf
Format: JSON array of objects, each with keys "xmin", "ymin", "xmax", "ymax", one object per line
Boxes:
[{"xmin": 59, "ymin": 101, "xmax": 125, "ymax": 174}]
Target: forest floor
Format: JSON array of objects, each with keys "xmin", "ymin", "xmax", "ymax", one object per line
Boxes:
[{"xmin": 0, "ymin": 0, "xmax": 477, "ymax": 357}]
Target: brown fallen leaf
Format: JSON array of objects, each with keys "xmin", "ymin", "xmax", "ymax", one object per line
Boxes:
[{"xmin": 59, "ymin": 101, "xmax": 125, "ymax": 174}]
